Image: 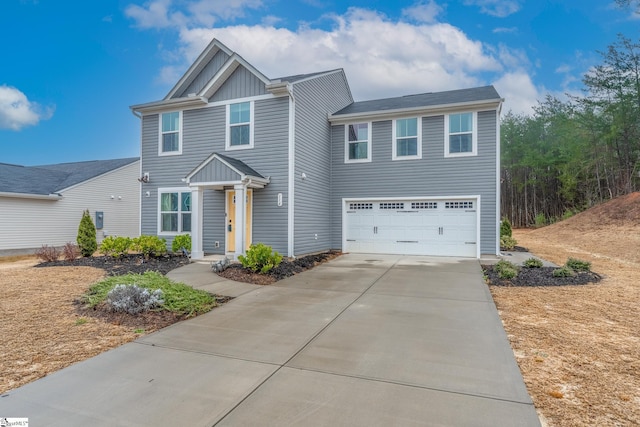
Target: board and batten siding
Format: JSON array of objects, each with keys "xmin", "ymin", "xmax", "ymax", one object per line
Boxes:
[
  {"xmin": 0, "ymin": 161, "xmax": 140, "ymax": 252},
  {"xmin": 139, "ymin": 96, "xmax": 290, "ymax": 254},
  {"xmin": 292, "ymin": 71, "xmax": 353, "ymax": 256},
  {"xmin": 177, "ymin": 49, "xmax": 230, "ymax": 98},
  {"xmin": 330, "ymin": 110, "xmax": 498, "ymax": 255},
  {"xmin": 211, "ymin": 66, "xmax": 268, "ymax": 103}
]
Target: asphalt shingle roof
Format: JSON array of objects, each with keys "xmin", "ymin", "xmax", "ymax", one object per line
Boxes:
[
  {"xmin": 332, "ymin": 85, "xmax": 501, "ymax": 116},
  {"xmin": 0, "ymin": 158, "xmax": 139, "ymax": 196},
  {"xmin": 216, "ymin": 153, "xmax": 265, "ymax": 179}
]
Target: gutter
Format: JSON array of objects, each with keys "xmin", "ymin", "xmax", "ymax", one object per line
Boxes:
[{"xmin": 0, "ymin": 191, "xmax": 63, "ymax": 200}]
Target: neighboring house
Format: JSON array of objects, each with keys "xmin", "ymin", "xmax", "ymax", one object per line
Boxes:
[
  {"xmin": 131, "ymin": 39, "xmax": 502, "ymax": 260},
  {"xmin": 0, "ymin": 158, "xmax": 140, "ymax": 254}
]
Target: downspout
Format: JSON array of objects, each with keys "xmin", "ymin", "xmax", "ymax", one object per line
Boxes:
[
  {"xmin": 131, "ymin": 109, "xmax": 143, "ymax": 237},
  {"xmin": 287, "ymin": 84, "xmax": 296, "ymax": 258}
]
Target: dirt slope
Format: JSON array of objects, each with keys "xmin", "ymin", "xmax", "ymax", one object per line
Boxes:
[{"xmin": 491, "ymin": 193, "xmax": 640, "ymax": 426}]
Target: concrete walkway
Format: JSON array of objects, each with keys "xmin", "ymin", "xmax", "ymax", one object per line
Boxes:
[{"xmin": 0, "ymin": 254, "xmax": 540, "ymax": 426}]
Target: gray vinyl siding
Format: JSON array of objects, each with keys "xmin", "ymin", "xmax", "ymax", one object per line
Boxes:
[
  {"xmin": 178, "ymin": 50, "xmax": 230, "ymax": 98},
  {"xmin": 330, "ymin": 110, "xmax": 498, "ymax": 255},
  {"xmin": 292, "ymin": 71, "xmax": 353, "ymax": 256},
  {"xmin": 211, "ymin": 66, "xmax": 267, "ymax": 102},
  {"xmin": 140, "ymin": 96, "xmax": 289, "ymax": 254}
]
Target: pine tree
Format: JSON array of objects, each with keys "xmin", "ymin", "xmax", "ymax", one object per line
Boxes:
[{"xmin": 77, "ymin": 209, "xmax": 97, "ymax": 257}]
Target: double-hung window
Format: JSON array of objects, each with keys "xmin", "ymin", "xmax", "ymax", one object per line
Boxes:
[
  {"xmin": 392, "ymin": 117, "xmax": 421, "ymax": 160},
  {"xmin": 446, "ymin": 112, "xmax": 477, "ymax": 157},
  {"xmin": 345, "ymin": 123, "xmax": 371, "ymax": 162},
  {"xmin": 159, "ymin": 111, "xmax": 181, "ymax": 155},
  {"xmin": 159, "ymin": 189, "xmax": 191, "ymax": 234},
  {"xmin": 226, "ymin": 101, "xmax": 253, "ymax": 150}
]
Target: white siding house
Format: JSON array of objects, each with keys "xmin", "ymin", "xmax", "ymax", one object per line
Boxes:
[{"xmin": 0, "ymin": 158, "xmax": 140, "ymax": 255}]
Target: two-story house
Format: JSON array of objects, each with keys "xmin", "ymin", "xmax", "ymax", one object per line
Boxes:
[{"xmin": 131, "ymin": 39, "xmax": 502, "ymax": 260}]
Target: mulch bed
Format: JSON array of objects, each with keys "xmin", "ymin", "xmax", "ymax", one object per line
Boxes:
[
  {"xmin": 483, "ymin": 265, "xmax": 602, "ymax": 287},
  {"xmin": 36, "ymin": 253, "xmax": 190, "ymax": 276},
  {"xmin": 217, "ymin": 251, "xmax": 342, "ymax": 285},
  {"xmin": 500, "ymin": 245, "xmax": 529, "ymax": 252}
]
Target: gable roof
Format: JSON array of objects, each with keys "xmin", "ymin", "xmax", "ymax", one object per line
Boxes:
[
  {"xmin": 330, "ymin": 86, "xmax": 502, "ymax": 121},
  {"xmin": 0, "ymin": 158, "xmax": 139, "ymax": 198},
  {"xmin": 185, "ymin": 153, "xmax": 269, "ymax": 189}
]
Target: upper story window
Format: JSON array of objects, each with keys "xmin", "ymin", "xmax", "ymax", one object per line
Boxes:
[
  {"xmin": 159, "ymin": 111, "xmax": 182, "ymax": 155},
  {"xmin": 345, "ymin": 123, "xmax": 371, "ymax": 163},
  {"xmin": 392, "ymin": 117, "xmax": 421, "ymax": 160},
  {"xmin": 159, "ymin": 189, "xmax": 191, "ymax": 234},
  {"xmin": 445, "ymin": 112, "xmax": 477, "ymax": 157},
  {"xmin": 226, "ymin": 101, "xmax": 254, "ymax": 150}
]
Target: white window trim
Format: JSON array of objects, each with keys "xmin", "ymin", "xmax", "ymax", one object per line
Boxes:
[
  {"xmin": 392, "ymin": 117, "xmax": 422, "ymax": 161},
  {"xmin": 157, "ymin": 187, "xmax": 192, "ymax": 236},
  {"xmin": 445, "ymin": 111, "xmax": 478, "ymax": 158},
  {"xmin": 158, "ymin": 111, "xmax": 183, "ymax": 156},
  {"xmin": 225, "ymin": 101, "xmax": 255, "ymax": 151},
  {"xmin": 344, "ymin": 122, "xmax": 372, "ymax": 163}
]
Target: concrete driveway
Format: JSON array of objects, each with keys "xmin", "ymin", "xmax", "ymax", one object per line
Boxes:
[{"xmin": 0, "ymin": 254, "xmax": 540, "ymax": 426}]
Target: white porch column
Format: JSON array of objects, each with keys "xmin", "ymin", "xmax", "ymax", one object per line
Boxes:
[
  {"xmin": 234, "ymin": 183, "xmax": 246, "ymax": 260},
  {"xmin": 190, "ymin": 186, "xmax": 204, "ymax": 260}
]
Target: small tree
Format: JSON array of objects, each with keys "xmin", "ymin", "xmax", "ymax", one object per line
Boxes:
[{"xmin": 77, "ymin": 209, "xmax": 97, "ymax": 257}]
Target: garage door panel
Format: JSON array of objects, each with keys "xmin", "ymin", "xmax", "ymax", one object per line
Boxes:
[{"xmin": 344, "ymin": 199, "xmax": 477, "ymax": 257}]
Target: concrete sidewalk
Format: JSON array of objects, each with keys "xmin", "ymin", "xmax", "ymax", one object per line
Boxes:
[{"xmin": 0, "ymin": 254, "xmax": 540, "ymax": 426}]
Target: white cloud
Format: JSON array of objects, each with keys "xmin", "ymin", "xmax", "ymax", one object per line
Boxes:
[
  {"xmin": 464, "ymin": 0, "xmax": 521, "ymax": 17},
  {"xmin": 402, "ymin": 0, "xmax": 444, "ymax": 24},
  {"xmin": 0, "ymin": 85, "xmax": 54, "ymax": 131},
  {"xmin": 127, "ymin": 2, "xmax": 539, "ymax": 113},
  {"xmin": 493, "ymin": 26, "xmax": 517, "ymax": 34}
]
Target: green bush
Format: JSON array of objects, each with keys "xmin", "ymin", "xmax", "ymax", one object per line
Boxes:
[
  {"xmin": 523, "ymin": 257, "xmax": 543, "ymax": 268},
  {"xmin": 172, "ymin": 234, "xmax": 192, "ymax": 253},
  {"xmin": 566, "ymin": 257, "xmax": 591, "ymax": 272},
  {"xmin": 495, "ymin": 259, "xmax": 518, "ymax": 280},
  {"xmin": 500, "ymin": 235, "xmax": 518, "ymax": 250},
  {"xmin": 77, "ymin": 209, "xmax": 97, "ymax": 257},
  {"xmin": 131, "ymin": 235, "xmax": 167, "ymax": 258},
  {"xmin": 99, "ymin": 236, "xmax": 132, "ymax": 258},
  {"xmin": 553, "ymin": 266, "xmax": 575, "ymax": 278},
  {"xmin": 500, "ymin": 217, "xmax": 512, "ymax": 237},
  {"xmin": 534, "ymin": 212, "xmax": 547, "ymax": 228},
  {"xmin": 238, "ymin": 243, "xmax": 283, "ymax": 274}
]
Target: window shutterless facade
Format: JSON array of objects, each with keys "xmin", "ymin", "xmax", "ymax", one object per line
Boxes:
[
  {"xmin": 158, "ymin": 189, "xmax": 191, "ymax": 234},
  {"xmin": 392, "ymin": 117, "xmax": 421, "ymax": 160},
  {"xmin": 159, "ymin": 111, "xmax": 182, "ymax": 155},
  {"xmin": 345, "ymin": 122, "xmax": 371, "ymax": 163},
  {"xmin": 226, "ymin": 101, "xmax": 254, "ymax": 150},
  {"xmin": 445, "ymin": 112, "xmax": 477, "ymax": 157}
]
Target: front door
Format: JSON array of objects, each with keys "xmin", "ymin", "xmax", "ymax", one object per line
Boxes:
[{"xmin": 226, "ymin": 189, "xmax": 253, "ymax": 252}]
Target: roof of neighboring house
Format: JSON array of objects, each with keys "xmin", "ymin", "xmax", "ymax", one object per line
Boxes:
[
  {"xmin": 332, "ymin": 86, "xmax": 502, "ymax": 116},
  {"xmin": 0, "ymin": 157, "xmax": 139, "ymax": 196}
]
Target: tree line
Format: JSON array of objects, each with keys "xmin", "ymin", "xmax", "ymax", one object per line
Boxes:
[{"xmin": 501, "ymin": 34, "xmax": 640, "ymax": 227}]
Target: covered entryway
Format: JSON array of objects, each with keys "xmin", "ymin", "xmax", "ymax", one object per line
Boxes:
[
  {"xmin": 343, "ymin": 198, "xmax": 479, "ymax": 257},
  {"xmin": 184, "ymin": 153, "xmax": 269, "ymax": 260}
]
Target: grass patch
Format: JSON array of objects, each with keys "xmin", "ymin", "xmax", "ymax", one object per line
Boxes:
[
  {"xmin": 83, "ymin": 271, "xmax": 215, "ymax": 317},
  {"xmin": 75, "ymin": 317, "xmax": 88, "ymax": 326}
]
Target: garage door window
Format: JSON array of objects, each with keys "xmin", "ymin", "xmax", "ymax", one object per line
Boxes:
[
  {"xmin": 393, "ymin": 118, "xmax": 422, "ymax": 160},
  {"xmin": 445, "ymin": 112, "xmax": 477, "ymax": 157},
  {"xmin": 345, "ymin": 123, "xmax": 371, "ymax": 163}
]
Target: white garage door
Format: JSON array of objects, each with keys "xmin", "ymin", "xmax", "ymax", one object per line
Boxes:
[{"xmin": 344, "ymin": 199, "xmax": 477, "ymax": 257}]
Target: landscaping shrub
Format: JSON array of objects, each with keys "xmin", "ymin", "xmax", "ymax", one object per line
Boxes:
[
  {"xmin": 171, "ymin": 234, "xmax": 192, "ymax": 254},
  {"xmin": 99, "ymin": 236, "xmax": 132, "ymax": 258},
  {"xmin": 84, "ymin": 271, "xmax": 215, "ymax": 317},
  {"xmin": 77, "ymin": 209, "xmax": 97, "ymax": 257},
  {"xmin": 131, "ymin": 235, "xmax": 167, "ymax": 258},
  {"xmin": 495, "ymin": 259, "xmax": 519, "ymax": 280},
  {"xmin": 500, "ymin": 217, "xmax": 513, "ymax": 237},
  {"xmin": 523, "ymin": 257, "xmax": 543, "ymax": 268},
  {"xmin": 534, "ymin": 212, "xmax": 547, "ymax": 228},
  {"xmin": 500, "ymin": 235, "xmax": 518, "ymax": 250},
  {"xmin": 553, "ymin": 266, "xmax": 576, "ymax": 278},
  {"xmin": 238, "ymin": 243, "xmax": 283, "ymax": 274},
  {"xmin": 106, "ymin": 284, "xmax": 164, "ymax": 315},
  {"xmin": 566, "ymin": 257, "xmax": 591, "ymax": 272},
  {"xmin": 35, "ymin": 245, "xmax": 60, "ymax": 262},
  {"xmin": 62, "ymin": 242, "xmax": 79, "ymax": 261}
]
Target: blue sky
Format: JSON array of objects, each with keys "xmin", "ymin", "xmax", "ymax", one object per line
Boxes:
[{"xmin": 1, "ymin": 0, "xmax": 638, "ymax": 165}]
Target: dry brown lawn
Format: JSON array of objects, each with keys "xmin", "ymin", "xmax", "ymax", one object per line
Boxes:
[{"xmin": 492, "ymin": 222, "xmax": 640, "ymax": 426}]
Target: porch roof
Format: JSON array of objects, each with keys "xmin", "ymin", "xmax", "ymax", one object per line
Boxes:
[{"xmin": 184, "ymin": 153, "xmax": 269, "ymax": 189}]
